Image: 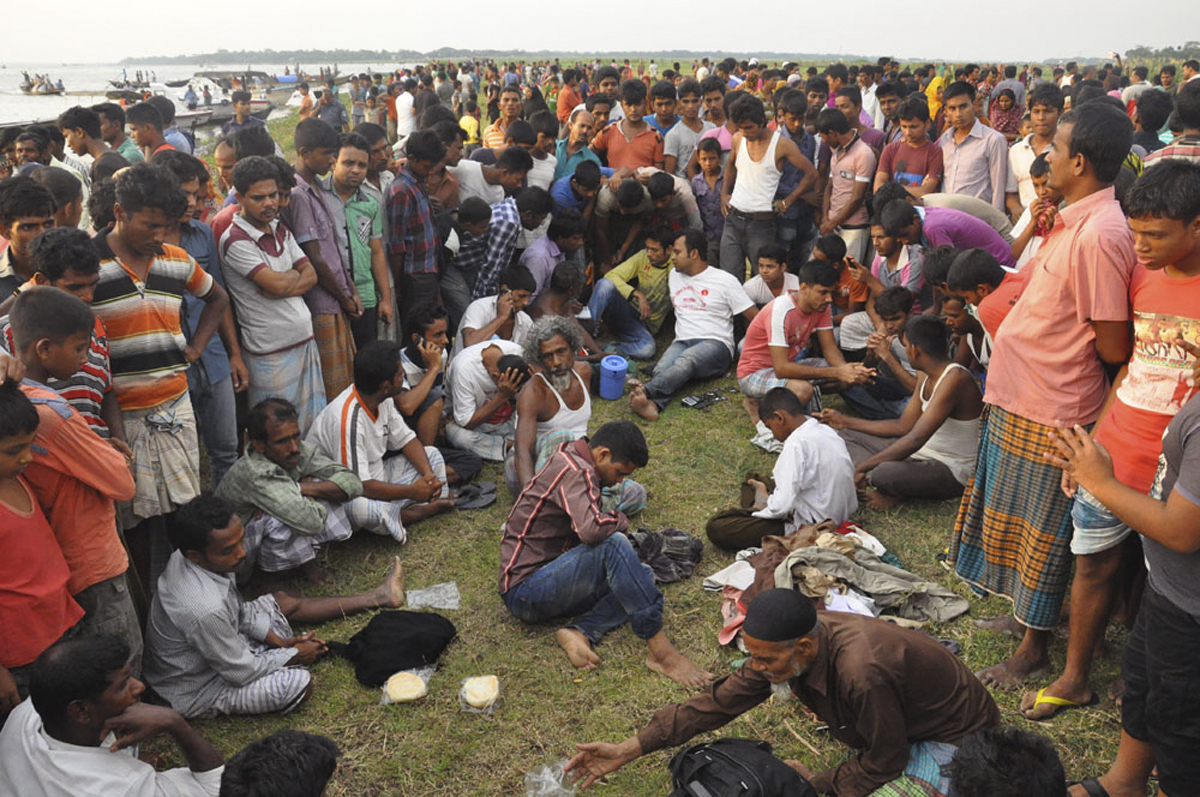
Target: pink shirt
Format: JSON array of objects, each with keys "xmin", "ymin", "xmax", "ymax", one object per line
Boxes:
[
  {"xmin": 828, "ymin": 135, "xmax": 876, "ymax": 226},
  {"xmin": 737, "ymin": 294, "xmax": 832, "ymax": 378},
  {"xmin": 984, "ymin": 186, "xmax": 1134, "ymax": 426}
]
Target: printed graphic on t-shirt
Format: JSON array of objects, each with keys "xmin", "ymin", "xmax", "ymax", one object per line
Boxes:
[
  {"xmin": 1116, "ymin": 311, "xmax": 1200, "ymax": 413},
  {"xmin": 672, "ymin": 284, "xmax": 708, "ymax": 311}
]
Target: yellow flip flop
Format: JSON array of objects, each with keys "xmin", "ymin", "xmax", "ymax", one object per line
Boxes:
[{"xmin": 1023, "ymin": 687, "xmax": 1098, "ymax": 720}]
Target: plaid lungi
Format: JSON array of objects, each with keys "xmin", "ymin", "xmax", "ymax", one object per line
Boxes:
[
  {"xmin": 867, "ymin": 740, "xmax": 956, "ymax": 797},
  {"xmin": 951, "ymin": 405, "xmax": 1076, "ymax": 631},
  {"xmin": 312, "ymin": 312, "xmax": 357, "ymax": 401},
  {"xmin": 737, "ymin": 358, "xmax": 827, "ymax": 398},
  {"xmin": 121, "ymin": 392, "xmax": 200, "ymax": 525},
  {"xmin": 242, "ymin": 501, "xmax": 354, "ymax": 573},
  {"xmin": 245, "ymin": 339, "xmax": 327, "ymax": 435}
]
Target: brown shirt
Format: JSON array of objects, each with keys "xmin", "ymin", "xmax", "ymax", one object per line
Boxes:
[{"xmin": 637, "ymin": 612, "xmax": 999, "ymax": 795}]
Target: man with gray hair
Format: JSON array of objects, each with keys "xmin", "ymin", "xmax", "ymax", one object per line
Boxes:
[{"xmin": 505, "ymin": 316, "xmax": 645, "ymax": 516}]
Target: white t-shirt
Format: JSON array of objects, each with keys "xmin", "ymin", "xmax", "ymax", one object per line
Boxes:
[
  {"xmin": 663, "ymin": 120, "xmax": 715, "ymax": 179},
  {"xmin": 217, "ymin": 215, "xmax": 314, "ymax": 355},
  {"xmin": 307, "ymin": 385, "xmax": 416, "ymax": 483},
  {"xmin": 742, "ymin": 272, "xmax": 800, "ymax": 307},
  {"xmin": 396, "ymin": 92, "xmax": 416, "ymax": 136},
  {"xmin": 446, "ymin": 339, "xmax": 524, "ymax": 427},
  {"xmin": 1010, "ymin": 204, "xmax": 1045, "ymax": 270},
  {"xmin": 669, "ymin": 266, "xmax": 754, "ymax": 354},
  {"xmin": 455, "ymin": 295, "xmax": 533, "ymax": 355},
  {"xmin": 451, "ymin": 160, "xmax": 506, "ymax": 205},
  {"xmin": 753, "ymin": 418, "xmax": 858, "ymax": 531}
]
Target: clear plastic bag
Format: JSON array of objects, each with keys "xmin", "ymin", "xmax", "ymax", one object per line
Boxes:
[
  {"xmin": 378, "ymin": 665, "xmax": 435, "ymax": 705},
  {"xmin": 457, "ymin": 675, "xmax": 500, "ymax": 714},
  {"xmin": 524, "ymin": 760, "xmax": 577, "ymax": 796}
]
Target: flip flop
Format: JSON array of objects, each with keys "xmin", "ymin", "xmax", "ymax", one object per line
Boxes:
[
  {"xmin": 475, "ymin": 481, "xmax": 496, "ymax": 495},
  {"xmin": 1068, "ymin": 778, "xmax": 1111, "ymax": 797},
  {"xmin": 1022, "ymin": 687, "xmax": 1098, "ymax": 720},
  {"xmin": 455, "ymin": 491, "xmax": 496, "ymax": 510}
]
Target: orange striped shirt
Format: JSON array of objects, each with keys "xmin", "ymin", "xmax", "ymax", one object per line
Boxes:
[{"xmin": 92, "ymin": 238, "xmax": 215, "ymax": 410}]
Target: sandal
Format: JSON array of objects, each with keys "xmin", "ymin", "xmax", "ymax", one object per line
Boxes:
[
  {"xmin": 1068, "ymin": 778, "xmax": 1110, "ymax": 797},
  {"xmin": 1021, "ymin": 687, "xmax": 1098, "ymax": 720}
]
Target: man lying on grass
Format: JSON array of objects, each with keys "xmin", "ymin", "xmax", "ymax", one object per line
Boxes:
[{"xmin": 498, "ymin": 420, "xmax": 711, "ymax": 688}]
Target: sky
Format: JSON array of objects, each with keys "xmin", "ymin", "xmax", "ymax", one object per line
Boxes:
[{"xmin": 12, "ymin": 1, "xmax": 1198, "ymax": 65}]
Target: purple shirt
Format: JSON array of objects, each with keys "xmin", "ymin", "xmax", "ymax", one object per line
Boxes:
[
  {"xmin": 919, "ymin": 205, "xmax": 1016, "ymax": 267},
  {"xmin": 282, "ymin": 172, "xmax": 352, "ymax": 316},
  {"xmin": 517, "ymin": 236, "xmax": 563, "ymax": 297}
]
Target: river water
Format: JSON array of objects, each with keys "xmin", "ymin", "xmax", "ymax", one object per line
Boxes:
[{"xmin": 0, "ymin": 60, "xmax": 398, "ymax": 125}]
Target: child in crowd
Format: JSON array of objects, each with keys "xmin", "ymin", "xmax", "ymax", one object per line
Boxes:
[
  {"xmin": 741, "ymin": 243, "xmax": 799, "ymax": 307},
  {"xmin": 841, "ymin": 286, "xmax": 918, "ymax": 420},
  {"xmin": 943, "ymin": 247, "xmax": 1026, "ymax": 372},
  {"xmin": 690, "ymin": 136, "xmax": 725, "ymax": 266},
  {"xmin": 706, "ymin": 387, "xmax": 857, "ymax": 550},
  {"xmin": 1010, "ymin": 153, "xmax": 1063, "ymax": 268},
  {"xmin": 0, "ymin": 381, "xmax": 84, "ymax": 706},
  {"xmin": 820, "ymin": 315, "xmax": 983, "ymax": 509},
  {"xmin": 812, "ymin": 234, "xmax": 867, "ymax": 323},
  {"xmin": 9, "ymin": 288, "xmax": 142, "ymax": 669}
]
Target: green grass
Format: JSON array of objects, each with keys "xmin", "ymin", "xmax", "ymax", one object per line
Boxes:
[
  {"xmin": 166, "ymin": 372, "xmax": 1135, "ymax": 795},
  {"xmin": 180, "ymin": 110, "xmax": 1137, "ymax": 795}
]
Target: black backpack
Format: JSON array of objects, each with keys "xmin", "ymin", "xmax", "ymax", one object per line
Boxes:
[
  {"xmin": 326, "ymin": 610, "xmax": 457, "ymax": 687},
  {"xmin": 668, "ymin": 738, "xmax": 817, "ymax": 797}
]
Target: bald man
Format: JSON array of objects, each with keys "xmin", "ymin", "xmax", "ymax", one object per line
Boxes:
[{"xmin": 567, "ymin": 589, "xmax": 999, "ymax": 796}]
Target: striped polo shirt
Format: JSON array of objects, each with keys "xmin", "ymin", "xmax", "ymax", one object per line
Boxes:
[{"xmin": 92, "ymin": 236, "xmax": 215, "ymax": 410}]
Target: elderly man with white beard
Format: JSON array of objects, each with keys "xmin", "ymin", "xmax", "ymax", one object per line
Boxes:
[{"xmin": 504, "ymin": 316, "xmax": 646, "ymax": 516}]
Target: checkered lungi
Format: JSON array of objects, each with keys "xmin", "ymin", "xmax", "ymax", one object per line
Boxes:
[
  {"xmin": 951, "ymin": 405, "xmax": 1077, "ymax": 631},
  {"xmin": 121, "ymin": 392, "xmax": 200, "ymax": 526},
  {"xmin": 737, "ymin": 358, "xmax": 827, "ymax": 398},
  {"xmin": 244, "ymin": 338, "xmax": 327, "ymax": 435},
  {"xmin": 312, "ymin": 312, "xmax": 357, "ymax": 401},
  {"xmin": 204, "ymin": 595, "xmax": 311, "ymax": 718},
  {"xmin": 242, "ymin": 501, "xmax": 354, "ymax": 573},
  {"xmin": 866, "ymin": 740, "xmax": 956, "ymax": 797}
]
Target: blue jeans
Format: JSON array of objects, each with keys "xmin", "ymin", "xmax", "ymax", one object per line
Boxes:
[
  {"xmin": 588, "ymin": 278, "xmax": 656, "ymax": 359},
  {"xmin": 502, "ymin": 534, "xmax": 663, "ymax": 644},
  {"xmin": 841, "ymin": 373, "xmax": 912, "ymax": 420},
  {"xmin": 644, "ymin": 338, "xmax": 732, "ymax": 409},
  {"xmin": 186, "ymin": 366, "xmax": 238, "ymax": 489}
]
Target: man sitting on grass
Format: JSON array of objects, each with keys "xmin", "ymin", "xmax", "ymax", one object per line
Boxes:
[
  {"xmin": 629, "ymin": 230, "xmax": 758, "ymax": 420},
  {"xmin": 499, "ymin": 420, "xmax": 711, "ymax": 688},
  {"xmin": 819, "ymin": 315, "xmax": 983, "ymax": 509},
  {"xmin": 706, "ymin": 387, "xmax": 857, "ymax": 551},
  {"xmin": 506, "ymin": 316, "xmax": 646, "ymax": 515},
  {"xmin": 307, "ymin": 341, "xmax": 452, "ymax": 543},
  {"xmin": 444, "ymin": 339, "xmax": 530, "ymax": 461},
  {"xmin": 216, "ymin": 398, "xmax": 363, "ymax": 585},
  {"xmin": 143, "ymin": 495, "xmax": 405, "ymax": 719},
  {"xmin": 736, "ymin": 260, "xmax": 875, "ymax": 425},
  {"xmin": 566, "ymin": 588, "xmax": 1000, "ymax": 796}
]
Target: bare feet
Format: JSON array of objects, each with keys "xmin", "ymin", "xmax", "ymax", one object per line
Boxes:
[
  {"xmin": 299, "ymin": 560, "xmax": 332, "ymax": 586},
  {"xmin": 975, "ymin": 614, "xmax": 1025, "ymax": 639},
  {"xmin": 374, "ymin": 557, "xmax": 405, "ymax": 608},
  {"xmin": 865, "ymin": 490, "xmax": 900, "ymax": 510},
  {"xmin": 629, "ymin": 385, "xmax": 660, "ymax": 421},
  {"xmin": 975, "ymin": 653, "xmax": 1050, "ymax": 689},
  {"xmin": 400, "ymin": 497, "xmax": 455, "ymax": 525},
  {"xmin": 742, "ymin": 396, "xmax": 759, "ymax": 426},
  {"xmin": 1019, "ymin": 677, "xmax": 1095, "ymax": 720},
  {"xmin": 557, "ymin": 628, "xmax": 600, "ymax": 670},
  {"xmin": 645, "ymin": 632, "xmax": 713, "ymax": 689}
]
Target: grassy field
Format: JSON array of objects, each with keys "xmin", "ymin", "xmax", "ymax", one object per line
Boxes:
[
  {"xmin": 168, "ymin": 376, "xmax": 1132, "ymax": 795},
  {"xmin": 178, "ymin": 110, "xmax": 1137, "ymax": 795}
]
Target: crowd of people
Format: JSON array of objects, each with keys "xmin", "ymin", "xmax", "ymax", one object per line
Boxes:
[{"xmin": 0, "ymin": 51, "xmax": 1198, "ymax": 796}]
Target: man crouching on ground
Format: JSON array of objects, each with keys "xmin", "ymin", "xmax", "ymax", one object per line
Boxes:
[{"xmin": 498, "ymin": 420, "xmax": 711, "ymax": 688}]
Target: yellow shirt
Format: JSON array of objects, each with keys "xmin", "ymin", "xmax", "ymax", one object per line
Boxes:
[{"xmin": 460, "ymin": 115, "xmax": 480, "ymax": 145}]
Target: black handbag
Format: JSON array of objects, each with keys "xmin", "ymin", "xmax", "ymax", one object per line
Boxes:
[
  {"xmin": 326, "ymin": 610, "xmax": 457, "ymax": 687},
  {"xmin": 668, "ymin": 738, "xmax": 817, "ymax": 797}
]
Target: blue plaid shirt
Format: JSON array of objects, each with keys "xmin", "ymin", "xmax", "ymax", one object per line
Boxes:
[
  {"xmin": 386, "ymin": 169, "xmax": 440, "ymax": 276},
  {"xmin": 455, "ymin": 198, "xmax": 522, "ymax": 299}
]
